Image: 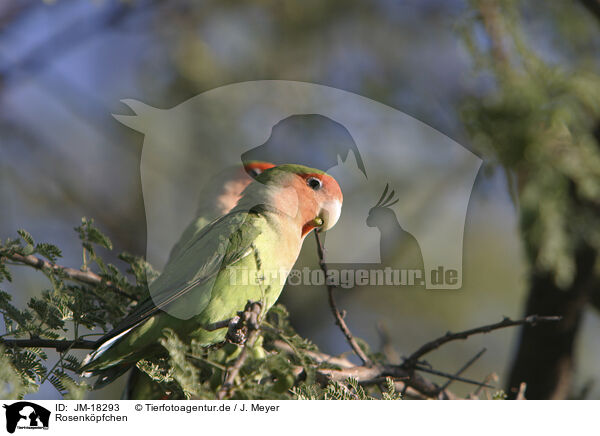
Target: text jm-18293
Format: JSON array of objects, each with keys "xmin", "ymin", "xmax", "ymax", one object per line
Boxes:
[{"xmin": 56, "ymin": 404, "xmax": 120, "ymax": 412}]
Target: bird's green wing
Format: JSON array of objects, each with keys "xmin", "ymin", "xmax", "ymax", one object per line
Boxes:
[
  {"xmin": 93, "ymin": 210, "xmax": 261, "ymax": 346},
  {"xmin": 166, "ymin": 216, "xmax": 211, "ymax": 263}
]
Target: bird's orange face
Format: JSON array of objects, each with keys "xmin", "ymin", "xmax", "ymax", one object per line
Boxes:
[
  {"xmin": 248, "ymin": 164, "xmax": 343, "ymax": 238},
  {"xmin": 293, "ymin": 172, "xmax": 343, "ymax": 237}
]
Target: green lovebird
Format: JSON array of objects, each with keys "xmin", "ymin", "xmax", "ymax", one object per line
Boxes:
[
  {"xmin": 124, "ymin": 161, "xmax": 275, "ymax": 399},
  {"xmin": 80, "ymin": 164, "xmax": 343, "ymax": 395}
]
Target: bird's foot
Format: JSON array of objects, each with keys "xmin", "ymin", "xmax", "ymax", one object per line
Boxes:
[{"xmin": 225, "ymin": 301, "xmax": 262, "ymax": 345}]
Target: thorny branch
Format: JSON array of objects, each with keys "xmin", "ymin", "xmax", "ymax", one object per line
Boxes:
[
  {"xmin": 277, "ymin": 316, "xmax": 559, "ymax": 399},
  {"xmin": 0, "ymin": 338, "xmax": 96, "ymax": 352},
  {"xmin": 402, "ymin": 315, "xmax": 562, "ymax": 368},
  {"xmin": 1, "ymin": 251, "xmax": 135, "ymax": 301},
  {"xmin": 216, "ymin": 301, "xmax": 262, "ymax": 400},
  {"xmin": 439, "ymin": 347, "xmax": 487, "ymax": 391},
  {"xmin": 413, "ymin": 364, "xmax": 493, "ymax": 389},
  {"xmin": 313, "ymin": 231, "xmax": 372, "ymax": 366},
  {"xmin": 310, "ymin": 230, "xmax": 561, "ymax": 398}
]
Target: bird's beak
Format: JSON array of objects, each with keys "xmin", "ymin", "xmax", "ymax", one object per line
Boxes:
[{"xmin": 317, "ymin": 199, "xmax": 342, "ymax": 232}]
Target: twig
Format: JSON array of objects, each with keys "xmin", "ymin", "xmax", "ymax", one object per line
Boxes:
[
  {"xmin": 314, "ymin": 363, "xmax": 455, "ymax": 399},
  {"xmin": 216, "ymin": 332, "xmax": 259, "ymax": 400},
  {"xmin": 414, "ymin": 364, "xmax": 494, "ymax": 389},
  {"xmin": 272, "ymin": 340, "xmax": 355, "ymax": 369},
  {"xmin": 0, "ymin": 338, "xmax": 96, "ymax": 352},
  {"xmin": 439, "ymin": 347, "xmax": 487, "ymax": 392},
  {"xmin": 216, "ymin": 302, "xmax": 262, "ymax": 400},
  {"xmin": 203, "ymin": 319, "xmax": 233, "ymax": 332},
  {"xmin": 40, "ymin": 340, "xmax": 78, "ymax": 385},
  {"xmin": 273, "ymin": 342, "xmax": 456, "ymax": 399},
  {"xmin": 1, "ymin": 251, "xmax": 135, "ymax": 301},
  {"xmin": 313, "ymin": 231, "xmax": 372, "ymax": 366},
  {"xmin": 403, "ymin": 315, "xmax": 562, "ymax": 368}
]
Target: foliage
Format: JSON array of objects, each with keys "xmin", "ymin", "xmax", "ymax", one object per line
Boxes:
[
  {"xmin": 292, "ymin": 376, "xmax": 402, "ymax": 400},
  {"xmin": 461, "ymin": 1, "xmax": 600, "ymax": 288},
  {"xmin": 133, "ymin": 304, "xmax": 397, "ymax": 400},
  {"xmin": 0, "ymin": 220, "xmax": 397, "ymax": 400},
  {"xmin": 0, "ymin": 219, "xmax": 152, "ymax": 399}
]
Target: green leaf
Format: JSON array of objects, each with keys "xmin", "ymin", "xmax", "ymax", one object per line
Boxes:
[
  {"xmin": 36, "ymin": 243, "xmax": 62, "ymax": 263},
  {"xmin": 0, "ymin": 347, "xmax": 39, "ymax": 399},
  {"xmin": 75, "ymin": 217, "xmax": 113, "ymax": 250},
  {"xmin": 0, "ymin": 263, "xmax": 12, "ymax": 282},
  {"xmin": 17, "ymin": 229, "xmax": 35, "ymax": 246}
]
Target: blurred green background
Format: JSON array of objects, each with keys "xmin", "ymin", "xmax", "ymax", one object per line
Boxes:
[{"xmin": 1, "ymin": 0, "xmax": 599, "ymax": 399}]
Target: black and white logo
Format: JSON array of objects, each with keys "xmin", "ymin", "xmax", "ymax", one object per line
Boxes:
[{"xmin": 3, "ymin": 402, "xmax": 50, "ymax": 434}]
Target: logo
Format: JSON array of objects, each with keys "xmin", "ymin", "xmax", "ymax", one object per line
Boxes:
[
  {"xmin": 113, "ymin": 80, "xmax": 482, "ymax": 319},
  {"xmin": 3, "ymin": 402, "xmax": 50, "ymax": 433}
]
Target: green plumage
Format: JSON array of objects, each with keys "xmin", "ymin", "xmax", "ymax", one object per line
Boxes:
[
  {"xmin": 81, "ymin": 165, "xmax": 320, "ymax": 380},
  {"xmin": 83, "ymin": 210, "xmax": 282, "ymax": 372}
]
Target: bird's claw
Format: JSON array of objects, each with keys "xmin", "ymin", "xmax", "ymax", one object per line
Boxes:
[{"xmin": 225, "ymin": 301, "xmax": 262, "ymax": 345}]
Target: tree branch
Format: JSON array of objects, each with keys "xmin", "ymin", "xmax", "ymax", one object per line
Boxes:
[
  {"xmin": 439, "ymin": 347, "xmax": 487, "ymax": 392},
  {"xmin": 2, "ymin": 251, "xmax": 135, "ymax": 301},
  {"xmin": 312, "ymin": 363, "xmax": 456, "ymax": 399},
  {"xmin": 280, "ymin": 315, "xmax": 560, "ymax": 399},
  {"xmin": 216, "ymin": 301, "xmax": 262, "ymax": 400},
  {"xmin": 313, "ymin": 231, "xmax": 372, "ymax": 366},
  {"xmin": 413, "ymin": 364, "xmax": 493, "ymax": 389},
  {"xmin": 403, "ymin": 315, "xmax": 562, "ymax": 368},
  {"xmin": 310, "ymin": 231, "xmax": 563, "ymax": 398},
  {"xmin": 0, "ymin": 338, "xmax": 96, "ymax": 352},
  {"xmin": 272, "ymin": 339, "xmax": 355, "ymax": 369},
  {"xmin": 273, "ymin": 339, "xmax": 456, "ymax": 399}
]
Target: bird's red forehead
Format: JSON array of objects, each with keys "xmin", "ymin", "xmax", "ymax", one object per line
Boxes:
[{"xmin": 244, "ymin": 162, "xmax": 275, "ymax": 172}]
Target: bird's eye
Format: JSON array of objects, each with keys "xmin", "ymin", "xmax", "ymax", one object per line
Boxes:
[
  {"xmin": 248, "ymin": 168, "xmax": 262, "ymax": 178},
  {"xmin": 306, "ymin": 176, "xmax": 322, "ymax": 190}
]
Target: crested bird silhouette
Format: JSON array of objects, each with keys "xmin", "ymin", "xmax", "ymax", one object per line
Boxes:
[{"xmin": 366, "ymin": 184, "xmax": 424, "ymax": 286}]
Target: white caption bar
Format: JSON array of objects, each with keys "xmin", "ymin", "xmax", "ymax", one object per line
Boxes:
[{"xmin": 1, "ymin": 400, "xmax": 594, "ymax": 436}]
